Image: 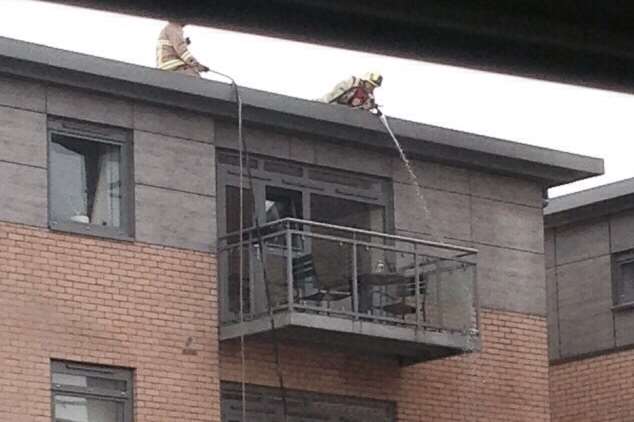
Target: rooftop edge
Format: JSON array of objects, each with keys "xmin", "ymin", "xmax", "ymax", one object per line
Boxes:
[{"xmin": 0, "ymin": 36, "xmax": 604, "ymax": 188}]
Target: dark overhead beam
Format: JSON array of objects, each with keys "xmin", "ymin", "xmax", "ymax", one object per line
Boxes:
[{"xmin": 45, "ymin": 0, "xmax": 634, "ymax": 94}]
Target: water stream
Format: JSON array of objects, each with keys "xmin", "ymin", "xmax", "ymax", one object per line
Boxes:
[
  {"xmin": 378, "ymin": 114, "xmax": 443, "ymax": 242},
  {"xmin": 379, "ymin": 114, "xmax": 482, "ymax": 417}
]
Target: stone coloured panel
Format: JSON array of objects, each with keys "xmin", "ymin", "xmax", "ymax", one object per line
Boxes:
[
  {"xmin": 214, "ymin": 121, "xmax": 291, "ymax": 159},
  {"xmin": 555, "ymin": 218, "xmax": 610, "ymax": 265},
  {"xmin": 476, "ymin": 244, "xmax": 546, "ymax": 315},
  {"xmin": 134, "ymin": 103, "xmax": 214, "ymax": 143},
  {"xmin": 470, "ymin": 170, "xmax": 543, "ymax": 207},
  {"xmin": 135, "ymin": 185, "xmax": 216, "ymax": 252},
  {"xmin": 0, "ymin": 74, "xmax": 45, "ymax": 112},
  {"xmin": 393, "ymin": 182, "xmax": 471, "ymax": 241},
  {"xmin": 610, "ymin": 209, "xmax": 634, "ymax": 253},
  {"xmin": 135, "ymin": 131, "xmax": 215, "ymax": 196},
  {"xmin": 314, "ymin": 140, "xmax": 392, "ymax": 177},
  {"xmin": 546, "ymin": 268, "xmax": 560, "ymax": 359},
  {"xmin": 544, "ymin": 228, "xmax": 556, "ymax": 269},
  {"xmin": 0, "ymin": 106, "xmax": 46, "ymax": 167},
  {"xmin": 614, "ymin": 310, "xmax": 634, "ymax": 347},
  {"xmin": 289, "ymin": 136, "xmax": 316, "ymax": 164},
  {"xmin": 557, "ymin": 255, "xmax": 615, "ymax": 357},
  {"xmin": 392, "ymin": 158, "xmax": 470, "ymax": 194},
  {"xmin": 0, "ymin": 162, "xmax": 47, "ymax": 227},
  {"xmin": 471, "ymin": 197, "xmax": 543, "ymax": 253},
  {"xmin": 47, "ymin": 86, "xmax": 133, "ymax": 128}
]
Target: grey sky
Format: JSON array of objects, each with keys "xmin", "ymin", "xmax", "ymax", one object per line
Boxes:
[{"xmin": 3, "ymin": 0, "xmax": 632, "ymax": 197}]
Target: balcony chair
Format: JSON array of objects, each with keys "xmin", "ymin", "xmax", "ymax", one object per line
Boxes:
[{"xmin": 292, "ymin": 254, "xmax": 351, "ymax": 306}]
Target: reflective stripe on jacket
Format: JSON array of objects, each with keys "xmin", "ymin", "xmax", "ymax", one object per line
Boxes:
[
  {"xmin": 156, "ymin": 23, "xmax": 201, "ymax": 72},
  {"xmin": 319, "ymin": 76, "xmax": 376, "ymax": 110}
]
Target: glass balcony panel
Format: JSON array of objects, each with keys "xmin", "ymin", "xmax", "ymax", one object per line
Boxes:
[
  {"xmin": 355, "ymin": 244, "xmax": 417, "ymax": 324},
  {"xmin": 292, "ymin": 232, "xmax": 354, "ymax": 315},
  {"xmin": 419, "ymin": 256, "xmax": 476, "ymax": 331}
]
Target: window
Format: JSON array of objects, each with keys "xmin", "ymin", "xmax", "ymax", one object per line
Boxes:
[
  {"xmin": 221, "ymin": 382, "xmax": 394, "ymax": 422},
  {"xmin": 48, "ymin": 118, "xmax": 133, "ymax": 239},
  {"xmin": 614, "ymin": 250, "xmax": 634, "ymax": 306},
  {"xmin": 217, "ymin": 150, "xmax": 390, "ymax": 237},
  {"xmin": 51, "ymin": 361, "xmax": 133, "ymax": 422}
]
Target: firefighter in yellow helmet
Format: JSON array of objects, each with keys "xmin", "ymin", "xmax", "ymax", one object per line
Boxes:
[
  {"xmin": 156, "ymin": 21, "xmax": 209, "ymax": 77},
  {"xmin": 320, "ymin": 72, "xmax": 383, "ymax": 111}
]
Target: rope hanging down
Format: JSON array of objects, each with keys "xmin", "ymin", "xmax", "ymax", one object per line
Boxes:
[{"xmin": 208, "ymin": 69, "xmax": 289, "ymax": 422}]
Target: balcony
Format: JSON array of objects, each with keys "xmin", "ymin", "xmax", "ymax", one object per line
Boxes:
[{"xmin": 218, "ymin": 218, "xmax": 479, "ymax": 364}]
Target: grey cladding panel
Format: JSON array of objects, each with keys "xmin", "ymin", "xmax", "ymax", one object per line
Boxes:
[
  {"xmin": 610, "ymin": 210, "xmax": 634, "ymax": 253},
  {"xmin": 314, "ymin": 139, "xmax": 392, "ymax": 177},
  {"xmin": 47, "ymin": 86, "xmax": 133, "ymax": 128},
  {"xmin": 0, "ymin": 74, "xmax": 45, "ymax": 112},
  {"xmin": 135, "ymin": 185, "xmax": 216, "ymax": 252},
  {"xmin": 393, "ymin": 182, "xmax": 471, "ymax": 241},
  {"xmin": 555, "ymin": 219, "xmax": 610, "ymax": 265},
  {"xmin": 557, "ymin": 255, "xmax": 614, "ymax": 357},
  {"xmin": 477, "ymin": 244, "xmax": 546, "ymax": 315},
  {"xmin": 614, "ymin": 310, "xmax": 634, "ymax": 347},
  {"xmin": 546, "ymin": 268, "xmax": 560, "ymax": 359},
  {"xmin": 215, "ymin": 121, "xmax": 291, "ymax": 159},
  {"xmin": 470, "ymin": 170, "xmax": 543, "ymax": 207},
  {"xmin": 0, "ymin": 106, "xmax": 46, "ymax": 167},
  {"xmin": 392, "ymin": 158, "xmax": 470, "ymax": 194},
  {"xmin": 472, "ymin": 197, "xmax": 543, "ymax": 253},
  {"xmin": 0, "ymin": 161, "xmax": 46, "ymax": 227},
  {"xmin": 544, "ymin": 228, "xmax": 555, "ymax": 269},
  {"xmin": 289, "ymin": 135, "xmax": 316, "ymax": 163},
  {"xmin": 134, "ymin": 103, "xmax": 213, "ymax": 143},
  {"xmin": 134, "ymin": 131, "xmax": 215, "ymax": 196}
]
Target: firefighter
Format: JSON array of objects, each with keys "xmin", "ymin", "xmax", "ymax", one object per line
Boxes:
[
  {"xmin": 320, "ymin": 72, "xmax": 383, "ymax": 111},
  {"xmin": 156, "ymin": 21, "xmax": 209, "ymax": 76}
]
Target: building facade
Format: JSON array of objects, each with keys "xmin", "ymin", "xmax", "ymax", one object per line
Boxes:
[
  {"xmin": 546, "ymin": 178, "xmax": 634, "ymax": 422},
  {"xmin": 0, "ymin": 36, "xmax": 602, "ymax": 421}
]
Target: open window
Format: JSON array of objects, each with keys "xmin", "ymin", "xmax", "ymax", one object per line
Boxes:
[{"xmin": 48, "ymin": 118, "xmax": 133, "ymax": 239}]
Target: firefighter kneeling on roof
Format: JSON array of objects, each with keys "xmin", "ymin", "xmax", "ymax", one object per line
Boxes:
[
  {"xmin": 156, "ymin": 21, "xmax": 209, "ymax": 77},
  {"xmin": 320, "ymin": 72, "xmax": 383, "ymax": 112}
]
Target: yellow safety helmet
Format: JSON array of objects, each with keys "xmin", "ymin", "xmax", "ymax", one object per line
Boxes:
[{"xmin": 363, "ymin": 72, "xmax": 383, "ymax": 87}]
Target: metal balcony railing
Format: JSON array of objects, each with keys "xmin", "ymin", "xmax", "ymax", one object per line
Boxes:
[{"xmin": 218, "ymin": 218, "xmax": 479, "ymax": 354}]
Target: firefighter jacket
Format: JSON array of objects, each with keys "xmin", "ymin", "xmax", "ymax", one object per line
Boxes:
[
  {"xmin": 156, "ymin": 23, "xmax": 203, "ymax": 75},
  {"xmin": 320, "ymin": 76, "xmax": 377, "ymax": 110}
]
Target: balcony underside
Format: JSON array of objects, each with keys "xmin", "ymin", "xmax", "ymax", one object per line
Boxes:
[{"xmin": 220, "ymin": 309, "xmax": 478, "ymax": 365}]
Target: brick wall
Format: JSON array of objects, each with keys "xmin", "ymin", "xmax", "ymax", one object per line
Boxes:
[
  {"xmin": 0, "ymin": 222, "xmax": 219, "ymax": 422},
  {"xmin": 0, "ymin": 220, "xmax": 552, "ymax": 422},
  {"xmin": 550, "ymin": 349, "xmax": 634, "ymax": 422},
  {"xmin": 221, "ymin": 310, "xmax": 551, "ymax": 422}
]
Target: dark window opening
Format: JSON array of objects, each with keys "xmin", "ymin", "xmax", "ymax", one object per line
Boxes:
[
  {"xmin": 311, "ymin": 193, "xmax": 384, "ymax": 233},
  {"xmin": 614, "ymin": 251, "xmax": 634, "ymax": 306},
  {"xmin": 226, "ymin": 186, "xmax": 254, "ymax": 233},
  {"xmin": 51, "ymin": 361, "xmax": 133, "ymax": 422},
  {"xmin": 265, "ymin": 186, "xmax": 303, "ymax": 223}
]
